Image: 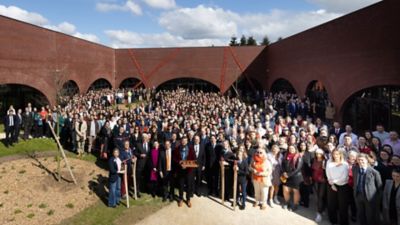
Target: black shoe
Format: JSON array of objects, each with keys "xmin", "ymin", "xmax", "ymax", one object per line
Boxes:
[
  {"xmin": 195, "ymin": 192, "xmax": 200, "ymax": 197},
  {"xmin": 162, "ymin": 198, "xmax": 167, "ymax": 202},
  {"xmin": 351, "ymin": 215, "xmax": 357, "ymax": 222},
  {"xmin": 239, "ymin": 205, "xmax": 245, "ymax": 210},
  {"xmin": 169, "ymin": 197, "xmax": 174, "ymax": 202},
  {"xmin": 291, "ymin": 204, "xmax": 298, "ymax": 212}
]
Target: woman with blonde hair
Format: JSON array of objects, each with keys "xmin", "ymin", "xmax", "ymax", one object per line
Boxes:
[
  {"xmin": 249, "ymin": 147, "xmax": 272, "ymax": 210},
  {"xmin": 326, "ymin": 148, "xmax": 349, "ymax": 225}
]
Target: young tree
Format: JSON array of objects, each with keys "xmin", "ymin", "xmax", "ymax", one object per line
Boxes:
[
  {"xmin": 229, "ymin": 36, "xmax": 239, "ymax": 46},
  {"xmin": 246, "ymin": 36, "xmax": 257, "ymax": 46},
  {"xmin": 261, "ymin": 35, "xmax": 270, "ymax": 46},
  {"xmin": 240, "ymin": 35, "xmax": 247, "ymax": 46}
]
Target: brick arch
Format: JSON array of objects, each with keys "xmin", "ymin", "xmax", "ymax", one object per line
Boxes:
[
  {"xmin": 338, "ymin": 79, "xmax": 400, "ymax": 119},
  {"xmin": 269, "ymin": 78, "xmax": 298, "ymax": 95},
  {"xmin": 150, "ymin": 74, "xmax": 220, "ymax": 91},
  {"xmin": 118, "ymin": 77, "xmax": 142, "ymax": 89},
  {"xmin": 0, "ymin": 76, "xmax": 55, "ymax": 105},
  {"xmin": 62, "ymin": 80, "xmax": 80, "ymax": 95},
  {"xmin": 85, "ymin": 77, "xmax": 113, "ymax": 92}
]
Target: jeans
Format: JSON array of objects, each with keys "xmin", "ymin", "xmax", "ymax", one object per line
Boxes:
[
  {"xmin": 108, "ymin": 176, "xmax": 121, "ymax": 207},
  {"xmin": 237, "ymin": 180, "xmax": 247, "ymax": 206}
]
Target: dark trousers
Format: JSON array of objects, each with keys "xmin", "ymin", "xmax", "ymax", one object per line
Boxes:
[
  {"xmin": 5, "ymin": 126, "xmax": 15, "ymax": 146},
  {"xmin": 161, "ymin": 171, "xmax": 174, "ymax": 199},
  {"xmin": 136, "ymin": 169, "xmax": 145, "ymax": 194},
  {"xmin": 194, "ymin": 167, "xmax": 203, "ymax": 195},
  {"xmin": 206, "ymin": 167, "xmax": 219, "ymax": 195},
  {"xmin": 300, "ymin": 181, "xmax": 312, "ymax": 207},
  {"xmin": 178, "ymin": 171, "xmax": 194, "ymax": 201},
  {"xmin": 238, "ymin": 179, "xmax": 247, "ymax": 207},
  {"xmin": 149, "ymin": 180, "xmax": 159, "ymax": 197},
  {"xmin": 315, "ymin": 182, "xmax": 327, "ymax": 213},
  {"xmin": 348, "ymin": 185, "xmax": 357, "ymax": 219},
  {"xmin": 14, "ymin": 125, "xmax": 21, "ymax": 142},
  {"xmin": 224, "ymin": 168, "xmax": 233, "ymax": 200},
  {"xmin": 327, "ymin": 184, "xmax": 349, "ymax": 225},
  {"xmin": 355, "ymin": 193, "xmax": 379, "ymax": 225},
  {"xmin": 23, "ymin": 125, "xmax": 31, "ymax": 140}
]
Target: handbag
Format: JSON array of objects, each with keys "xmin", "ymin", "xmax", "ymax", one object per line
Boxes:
[{"xmin": 280, "ymin": 175, "xmax": 287, "ymax": 184}]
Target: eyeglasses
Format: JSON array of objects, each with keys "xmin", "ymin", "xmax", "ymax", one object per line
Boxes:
[{"xmin": 256, "ymin": 152, "xmax": 263, "ymax": 154}]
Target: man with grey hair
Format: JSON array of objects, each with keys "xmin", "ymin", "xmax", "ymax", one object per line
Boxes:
[{"xmin": 352, "ymin": 153, "xmax": 382, "ymax": 225}]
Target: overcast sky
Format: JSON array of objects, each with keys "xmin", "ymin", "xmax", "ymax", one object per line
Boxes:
[{"xmin": 0, "ymin": 0, "xmax": 381, "ymax": 48}]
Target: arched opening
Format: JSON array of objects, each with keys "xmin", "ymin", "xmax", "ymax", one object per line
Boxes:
[
  {"xmin": 61, "ymin": 80, "xmax": 80, "ymax": 96},
  {"xmin": 119, "ymin": 78, "xmax": 142, "ymax": 89},
  {"xmin": 88, "ymin": 78, "xmax": 112, "ymax": 91},
  {"xmin": 0, "ymin": 84, "xmax": 49, "ymax": 117},
  {"xmin": 342, "ymin": 85, "xmax": 400, "ymax": 132},
  {"xmin": 228, "ymin": 76, "xmax": 264, "ymax": 103},
  {"xmin": 270, "ymin": 78, "xmax": 296, "ymax": 94},
  {"xmin": 305, "ymin": 80, "xmax": 330, "ymax": 120},
  {"xmin": 156, "ymin": 78, "xmax": 219, "ymax": 92}
]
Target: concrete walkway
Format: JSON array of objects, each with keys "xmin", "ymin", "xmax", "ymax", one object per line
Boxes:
[{"xmin": 135, "ymin": 195, "xmax": 332, "ymax": 225}]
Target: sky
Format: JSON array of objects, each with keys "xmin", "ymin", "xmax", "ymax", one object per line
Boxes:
[{"xmin": 0, "ymin": 0, "xmax": 381, "ymax": 48}]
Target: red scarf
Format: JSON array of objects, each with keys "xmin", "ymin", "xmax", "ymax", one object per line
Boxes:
[{"xmin": 286, "ymin": 152, "xmax": 299, "ymax": 168}]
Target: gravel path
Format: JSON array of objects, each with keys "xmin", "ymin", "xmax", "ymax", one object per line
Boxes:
[{"xmin": 135, "ymin": 195, "xmax": 332, "ymax": 225}]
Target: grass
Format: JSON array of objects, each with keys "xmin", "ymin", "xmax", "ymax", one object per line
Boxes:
[
  {"xmin": 27, "ymin": 213, "xmax": 35, "ymax": 219},
  {"xmin": 18, "ymin": 169, "xmax": 26, "ymax": 174},
  {"xmin": 0, "ymin": 138, "xmax": 57, "ymax": 158},
  {"xmin": 65, "ymin": 203, "xmax": 74, "ymax": 209},
  {"xmin": 59, "ymin": 194, "xmax": 168, "ymax": 225},
  {"xmin": 14, "ymin": 209, "xmax": 22, "ymax": 214},
  {"xmin": 47, "ymin": 209, "xmax": 55, "ymax": 216},
  {"xmin": 27, "ymin": 204, "xmax": 33, "ymax": 208},
  {"xmin": 38, "ymin": 203, "xmax": 47, "ymax": 209}
]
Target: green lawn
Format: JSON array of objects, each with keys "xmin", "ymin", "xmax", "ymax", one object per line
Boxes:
[
  {"xmin": 0, "ymin": 138, "xmax": 57, "ymax": 158},
  {"xmin": 59, "ymin": 194, "xmax": 169, "ymax": 225}
]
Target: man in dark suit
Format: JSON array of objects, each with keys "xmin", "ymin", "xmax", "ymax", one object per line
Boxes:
[
  {"xmin": 173, "ymin": 136, "xmax": 195, "ymax": 207},
  {"xmin": 14, "ymin": 109, "xmax": 22, "ymax": 143},
  {"xmin": 22, "ymin": 107, "xmax": 33, "ymax": 140},
  {"xmin": 352, "ymin": 153, "xmax": 382, "ymax": 225},
  {"xmin": 134, "ymin": 133, "xmax": 151, "ymax": 197},
  {"xmin": 330, "ymin": 121, "xmax": 344, "ymax": 140},
  {"xmin": 192, "ymin": 135, "xmax": 206, "ymax": 196},
  {"xmin": 205, "ymin": 135, "xmax": 219, "ymax": 196},
  {"xmin": 4, "ymin": 109, "xmax": 17, "ymax": 147},
  {"xmin": 158, "ymin": 140, "xmax": 174, "ymax": 202},
  {"xmin": 113, "ymin": 126, "xmax": 129, "ymax": 152}
]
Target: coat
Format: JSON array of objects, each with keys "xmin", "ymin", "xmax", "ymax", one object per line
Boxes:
[
  {"xmin": 75, "ymin": 121, "xmax": 87, "ymax": 141},
  {"xmin": 352, "ymin": 165, "xmax": 382, "ymax": 202},
  {"xmin": 382, "ymin": 179, "xmax": 400, "ymax": 225},
  {"xmin": 249, "ymin": 157, "xmax": 272, "ymax": 186}
]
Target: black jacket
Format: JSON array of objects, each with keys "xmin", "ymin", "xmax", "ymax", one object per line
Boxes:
[{"xmin": 108, "ymin": 157, "xmax": 119, "ymax": 183}]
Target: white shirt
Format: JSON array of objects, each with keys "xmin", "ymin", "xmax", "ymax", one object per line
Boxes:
[
  {"xmin": 115, "ymin": 157, "xmax": 122, "ymax": 173},
  {"xmin": 194, "ymin": 144, "xmax": 199, "ymax": 158},
  {"xmin": 90, "ymin": 120, "xmax": 96, "ymax": 136},
  {"xmin": 326, "ymin": 160, "xmax": 349, "ymax": 186}
]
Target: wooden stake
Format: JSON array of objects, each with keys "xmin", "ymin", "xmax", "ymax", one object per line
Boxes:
[
  {"xmin": 220, "ymin": 160, "xmax": 225, "ymax": 204},
  {"xmin": 233, "ymin": 162, "xmax": 238, "ymax": 211},
  {"xmin": 124, "ymin": 163, "xmax": 130, "ymax": 208},
  {"xmin": 132, "ymin": 158, "xmax": 137, "ymax": 200},
  {"xmin": 47, "ymin": 121, "xmax": 77, "ymax": 185}
]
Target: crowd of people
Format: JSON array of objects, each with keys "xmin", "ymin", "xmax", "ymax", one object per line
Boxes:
[{"xmin": 3, "ymin": 86, "xmax": 400, "ymax": 225}]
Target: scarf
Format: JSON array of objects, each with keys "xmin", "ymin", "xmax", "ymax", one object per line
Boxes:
[{"xmin": 252, "ymin": 154, "xmax": 265, "ymax": 182}]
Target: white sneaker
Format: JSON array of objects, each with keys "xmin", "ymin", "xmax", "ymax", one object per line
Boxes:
[{"xmin": 315, "ymin": 213, "xmax": 322, "ymax": 223}]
